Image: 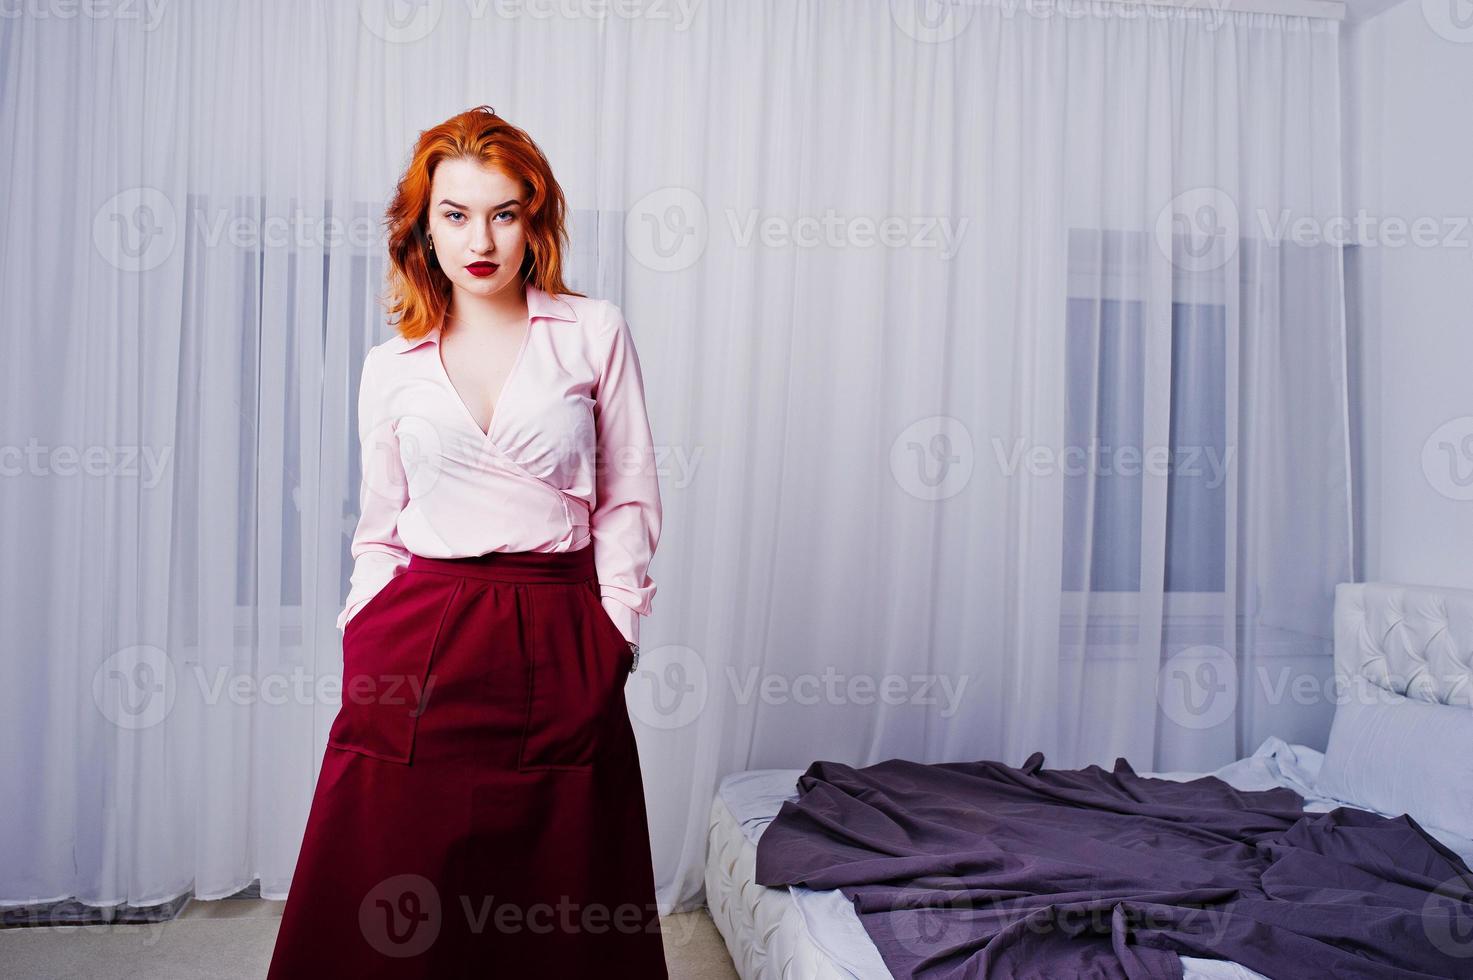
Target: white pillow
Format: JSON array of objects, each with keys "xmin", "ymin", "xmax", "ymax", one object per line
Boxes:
[{"xmin": 1317, "ymin": 673, "xmax": 1473, "ymax": 840}]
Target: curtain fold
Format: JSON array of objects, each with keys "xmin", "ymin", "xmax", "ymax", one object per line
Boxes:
[{"xmin": 0, "ymin": 0, "xmax": 1349, "ymax": 917}]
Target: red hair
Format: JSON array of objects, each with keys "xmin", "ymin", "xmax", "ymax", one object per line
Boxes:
[{"xmin": 382, "ymin": 105, "xmax": 583, "ymax": 340}]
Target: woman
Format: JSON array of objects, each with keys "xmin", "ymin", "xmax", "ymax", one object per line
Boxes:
[{"xmin": 267, "ymin": 106, "xmax": 667, "ymax": 978}]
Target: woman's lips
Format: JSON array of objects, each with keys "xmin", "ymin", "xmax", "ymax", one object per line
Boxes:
[{"xmin": 465, "ymin": 262, "xmax": 498, "ymax": 278}]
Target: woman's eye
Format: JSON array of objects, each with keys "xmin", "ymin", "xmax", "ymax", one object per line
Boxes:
[
  {"xmin": 445, "ymin": 211, "xmax": 464, "ymax": 222},
  {"xmin": 495, "ymin": 210, "xmax": 516, "ymax": 222}
]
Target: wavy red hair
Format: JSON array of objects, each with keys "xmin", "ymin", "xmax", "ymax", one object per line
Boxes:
[{"xmin": 382, "ymin": 105, "xmax": 583, "ymax": 340}]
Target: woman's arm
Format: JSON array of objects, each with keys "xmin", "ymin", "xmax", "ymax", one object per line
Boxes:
[
  {"xmin": 337, "ymin": 348, "xmax": 412, "ymax": 632},
  {"xmin": 590, "ymin": 302, "xmax": 663, "ymax": 649}
]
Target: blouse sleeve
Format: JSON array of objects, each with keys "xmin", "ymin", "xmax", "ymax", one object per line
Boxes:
[
  {"xmin": 337, "ymin": 348, "xmax": 412, "ymax": 632},
  {"xmin": 590, "ymin": 302, "xmax": 663, "ymax": 647}
]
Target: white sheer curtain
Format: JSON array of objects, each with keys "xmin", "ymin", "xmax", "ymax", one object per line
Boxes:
[{"xmin": 0, "ymin": 0, "xmax": 1349, "ymax": 916}]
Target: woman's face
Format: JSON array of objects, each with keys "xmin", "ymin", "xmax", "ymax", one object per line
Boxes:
[{"xmin": 426, "ymin": 157, "xmax": 529, "ymax": 302}]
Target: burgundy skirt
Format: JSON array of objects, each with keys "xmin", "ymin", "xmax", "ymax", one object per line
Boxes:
[{"xmin": 267, "ymin": 546, "xmax": 668, "ymax": 978}]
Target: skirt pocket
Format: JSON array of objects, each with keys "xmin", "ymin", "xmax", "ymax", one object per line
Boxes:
[
  {"xmin": 516, "ymin": 582, "xmax": 629, "ymax": 771},
  {"xmin": 328, "ymin": 572, "xmax": 461, "ymax": 765},
  {"xmin": 340, "ymin": 568, "xmax": 406, "ymax": 641},
  {"xmin": 586, "ymin": 584, "xmax": 636, "ymax": 676}
]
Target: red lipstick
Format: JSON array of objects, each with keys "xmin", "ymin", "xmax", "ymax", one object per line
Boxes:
[{"xmin": 465, "ymin": 262, "xmax": 498, "ymax": 278}]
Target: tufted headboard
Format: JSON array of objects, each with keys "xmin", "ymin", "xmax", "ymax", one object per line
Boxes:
[{"xmin": 1333, "ymin": 582, "xmax": 1473, "ymax": 709}]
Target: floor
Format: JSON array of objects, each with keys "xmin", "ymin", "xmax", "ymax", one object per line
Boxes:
[{"xmin": 0, "ymin": 898, "xmax": 741, "ymax": 979}]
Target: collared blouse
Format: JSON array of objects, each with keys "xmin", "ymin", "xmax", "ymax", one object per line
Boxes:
[{"xmin": 339, "ymin": 283, "xmax": 662, "ymax": 646}]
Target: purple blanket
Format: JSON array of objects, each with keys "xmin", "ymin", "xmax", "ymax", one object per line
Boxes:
[{"xmin": 752, "ymin": 752, "xmax": 1473, "ymax": 979}]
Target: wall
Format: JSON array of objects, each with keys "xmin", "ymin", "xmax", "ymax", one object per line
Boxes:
[{"xmin": 1343, "ymin": 1, "xmax": 1473, "ymax": 589}]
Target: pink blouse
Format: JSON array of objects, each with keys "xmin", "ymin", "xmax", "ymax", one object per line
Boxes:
[{"xmin": 339, "ymin": 284, "xmax": 662, "ymax": 646}]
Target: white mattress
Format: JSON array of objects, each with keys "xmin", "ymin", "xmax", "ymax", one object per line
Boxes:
[{"xmin": 703, "ymin": 737, "xmax": 1473, "ymax": 980}]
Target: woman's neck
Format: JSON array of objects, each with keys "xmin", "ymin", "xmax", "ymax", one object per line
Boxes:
[{"xmin": 445, "ymin": 283, "xmax": 527, "ymax": 335}]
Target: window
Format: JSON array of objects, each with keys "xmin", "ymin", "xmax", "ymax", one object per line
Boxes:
[{"xmin": 1061, "ymin": 228, "xmax": 1231, "ymax": 601}]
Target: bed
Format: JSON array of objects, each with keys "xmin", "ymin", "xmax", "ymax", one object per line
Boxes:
[{"xmin": 704, "ymin": 582, "xmax": 1473, "ymax": 979}]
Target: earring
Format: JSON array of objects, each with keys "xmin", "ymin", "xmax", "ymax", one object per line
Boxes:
[{"xmin": 427, "ymin": 234, "xmax": 434, "ymax": 251}]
